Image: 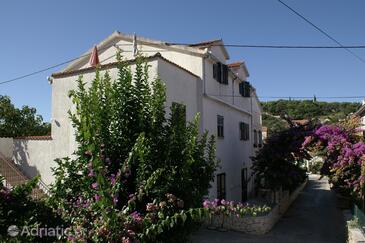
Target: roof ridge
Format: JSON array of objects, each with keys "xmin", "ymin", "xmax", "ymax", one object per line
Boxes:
[
  {"xmin": 51, "ymin": 53, "xmax": 200, "ymax": 80},
  {"xmin": 188, "ymin": 39, "xmax": 222, "ymax": 47}
]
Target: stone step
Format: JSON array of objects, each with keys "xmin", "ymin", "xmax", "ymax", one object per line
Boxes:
[{"xmin": 0, "ymin": 155, "xmax": 47, "ymax": 199}]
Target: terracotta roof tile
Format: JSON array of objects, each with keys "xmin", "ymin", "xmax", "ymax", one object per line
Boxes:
[
  {"xmin": 227, "ymin": 62, "xmax": 243, "ymax": 68},
  {"xmin": 292, "ymin": 119, "xmax": 309, "ymax": 125},
  {"xmin": 14, "ymin": 136, "xmax": 52, "ymax": 140}
]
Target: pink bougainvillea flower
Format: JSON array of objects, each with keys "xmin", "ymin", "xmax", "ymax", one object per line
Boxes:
[
  {"xmin": 94, "ymin": 194, "xmax": 101, "ymax": 201},
  {"xmin": 130, "ymin": 211, "xmax": 143, "ymax": 223},
  {"xmin": 122, "ymin": 237, "xmax": 131, "ymax": 243},
  {"xmin": 88, "ymin": 169, "xmax": 95, "ymax": 177},
  {"xmin": 203, "ymin": 199, "xmax": 211, "ymax": 208},
  {"xmin": 146, "ymin": 203, "xmax": 158, "ymax": 212},
  {"xmin": 110, "ymin": 174, "xmax": 116, "ymax": 185},
  {"xmin": 91, "ymin": 182, "xmax": 98, "ymax": 190},
  {"xmin": 113, "ymin": 196, "xmax": 118, "ymax": 205}
]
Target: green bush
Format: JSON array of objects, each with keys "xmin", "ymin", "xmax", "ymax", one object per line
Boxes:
[
  {"xmin": 0, "ymin": 177, "xmax": 64, "ymax": 242},
  {"xmin": 48, "ymin": 55, "xmax": 218, "ymax": 242}
]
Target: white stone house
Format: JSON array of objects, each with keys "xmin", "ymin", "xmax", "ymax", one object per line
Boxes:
[
  {"xmin": 354, "ymin": 100, "xmax": 365, "ymax": 136},
  {"xmin": 0, "ymin": 31, "xmax": 263, "ymax": 202}
]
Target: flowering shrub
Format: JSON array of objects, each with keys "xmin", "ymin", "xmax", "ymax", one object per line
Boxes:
[
  {"xmin": 302, "ymin": 118, "xmax": 365, "ymax": 199},
  {"xmin": 203, "ymin": 199, "xmax": 271, "ymax": 217},
  {"xmin": 252, "ymin": 122, "xmax": 312, "ymax": 191},
  {"xmin": 0, "ymin": 176, "xmax": 64, "ymax": 242},
  {"xmin": 48, "ymin": 55, "xmax": 218, "ymax": 242}
]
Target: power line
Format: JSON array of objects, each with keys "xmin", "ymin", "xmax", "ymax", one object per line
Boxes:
[
  {"xmin": 207, "ymin": 94, "xmax": 365, "ymax": 99},
  {"xmin": 215, "ymin": 44, "xmax": 365, "ymax": 49},
  {"xmin": 259, "ymin": 96, "xmax": 365, "ymax": 99},
  {"xmin": 3, "ymin": 43, "xmax": 365, "ymax": 86},
  {"xmin": 277, "ymin": 0, "xmax": 365, "ymax": 64}
]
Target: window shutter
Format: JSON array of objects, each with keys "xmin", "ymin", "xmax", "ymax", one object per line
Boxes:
[
  {"xmin": 239, "ymin": 82, "xmax": 244, "ymax": 96},
  {"xmin": 213, "ymin": 63, "xmax": 218, "ymax": 80},
  {"xmin": 217, "ymin": 63, "xmax": 222, "ymax": 83},
  {"xmin": 254, "ymin": 129, "xmax": 257, "ymax": 147},
  {"xmin": 222, "ymin": 64, "xmax": 228, "ymax": 84},
  {"xmin": 245, "ymin": 123, "xmax": 249, "ymax": 140},
  {"xmin": 244, "ymin": 81, "xmax": 251, "ymax": 97}
]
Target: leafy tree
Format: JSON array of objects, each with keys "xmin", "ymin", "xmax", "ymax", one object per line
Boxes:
[
  {"xmin": 262, "ymin": 113, "xmax": 287, "ymax": 134},
  {"xmin": 49, "ymin": 55, "xmax": 218, "ymax": 242},
  {"xmin": 0, "ymin": 95, "xmax": 50, "ymax": 137},
  {"xmin": 261, "ymin": 100, "xmax": 360, "ymax": 122},
  {"xmin": 252, "ymin": 122, "xmax": 313, "ymax": 192}
]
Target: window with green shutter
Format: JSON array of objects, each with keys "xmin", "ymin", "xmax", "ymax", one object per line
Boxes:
[
  {"xmin": 254, "ymin": 129, "xmax": 258, "ymax": 147},
  {"xmin": 213, "ymin": 62, "xmax": 228, "ymax": 85},
  {"xmin": 240, "ymin": 122, "xmax": 249, "ymax": 140},
  {"xmin": 239, "ymin": 81, "xmax": 251, "ymax": 97},
  {"xmin": 217, "ymin": 115, "xmax": 224, "ymax": 138},
  {"xmin": 217, "ymin": 173, "xmax": 226, "ymax": 200}
]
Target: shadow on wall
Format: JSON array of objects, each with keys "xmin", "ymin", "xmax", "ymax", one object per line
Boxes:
[{"xmin": 12, "ymin": 139, "xmax": 40, "ymax": 179}]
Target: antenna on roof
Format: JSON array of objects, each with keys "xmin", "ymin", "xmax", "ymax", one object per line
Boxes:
[{"xmin": 133, "ymin": 33, "xmax": 138, "ymax": 57}]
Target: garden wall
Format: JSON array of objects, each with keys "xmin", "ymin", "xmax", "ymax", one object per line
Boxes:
[
  {"xmin": 13, "ymin": 138, "xmax": 54, "ymax": 185},
  {"xmin": 344, "ymin": 209, "xmax": 365, "ymax": 243},
  {"xmin": 0, "ymin": 137, "xmax": 54, "ymax": 185},
  {"xmin": 206, "ymin": 179, "xmax": 308, "ymax": 235}
]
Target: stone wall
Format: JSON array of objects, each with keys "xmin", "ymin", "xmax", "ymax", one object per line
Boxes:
[
  {"xmin": 344, "ymin": 210, "xmax": 365, "ymax": 243},
  {"xmin": 205, "ymin": 179, "xmax": 308, "ymax": 235}
]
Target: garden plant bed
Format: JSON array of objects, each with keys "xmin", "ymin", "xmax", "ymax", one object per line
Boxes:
[{"xmin": 205, "ymin": 179, "xmax": 308, "ymax": 235}]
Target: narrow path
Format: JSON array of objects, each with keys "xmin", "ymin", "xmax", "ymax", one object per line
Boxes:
[{"xmin": 191, "ymin": 175, "xmax": 347, "ymax": 243}]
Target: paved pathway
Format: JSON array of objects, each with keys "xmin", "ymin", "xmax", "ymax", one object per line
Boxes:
[{"xmin": 191, "ymin": 175, "xmax": 347, "ymax": 243}]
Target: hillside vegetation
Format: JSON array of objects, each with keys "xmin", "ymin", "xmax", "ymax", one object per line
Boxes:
[{"xmin": 261, "ymin": 100, "xmax": 361, "ymax": 134}]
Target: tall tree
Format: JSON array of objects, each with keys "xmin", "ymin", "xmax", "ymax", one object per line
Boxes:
[{"xmin": 0, "ymin": 95, "xmax": 50, "ymax": 137}]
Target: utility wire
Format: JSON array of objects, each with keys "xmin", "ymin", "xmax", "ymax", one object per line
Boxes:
[
  {"xmin": 207, "ymin": 94, "xmax": 365, "ymax": 99},
  {"xmin": 2, "ymin": 43, "xmax": 365, "ymax": 86},
  {"xmin": 214, "ymin": 44, "xmax": 365, "ymax": 49},
  {"xmin": 277, "ymin": 0, "xmax": 365, "ymax": 64}
]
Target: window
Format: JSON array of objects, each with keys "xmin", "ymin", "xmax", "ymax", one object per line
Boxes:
[
  {"xmin": 239, "ymin": 81, "xmax": 251, "ymax": 97},
  {"xmin": 239, "ymin": 122, "xmax": 249, "ymax": 140},
  {"xmin": 217, "ymin": 173, "xmax": 226, "ymax": 200},
  {"xmin": 217, "ymin": 115, "xmax": 224, "ymax": 138},
  {"xmin": 258, "ymin": 131, "xmax": 263, "ymax": 147},
  {"xmin": 171, "ymin": 102, "xmax": 187, "ymax": 122},
  {"xmin": 254, "ymin": 129, "xmax": 258, "ymax": 147},
  {"xmin": 213, "ymin": 62, "xmax": 228, "ymax": 84}
]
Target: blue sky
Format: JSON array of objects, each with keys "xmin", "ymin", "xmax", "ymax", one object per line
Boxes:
[{"xmin": 1, "ymin": 0, "xmax": 365, "ymax": 121}]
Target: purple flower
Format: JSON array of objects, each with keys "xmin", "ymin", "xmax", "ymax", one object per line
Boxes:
[
  {"xmin": 91, "ymin": 182, "xmax": 98, "ymax": 190},
  {"xmin": 88, "ymin": 169, "xmax": 95, "ymax": 177},
  {"xmin": 110, "ymin": 174, "xmax": 116, "ymax": 185},
  {"xmin": 203, "ymin": 200, "xmax": 211, "ymax": 208},
  {"xmin": 94, "ymin": 194, "xmax": 101, "ymax": 201},
  {"xmin": 146, "ymin": 203, "xmax": 158, "ymax": 212},
  {"xmin": 113, "ymin": 196, "xmax": 118, "ymax": 205},
  {"xmin": 130, "ymin": 211, "xmax": 143, "ymax": 223}
]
